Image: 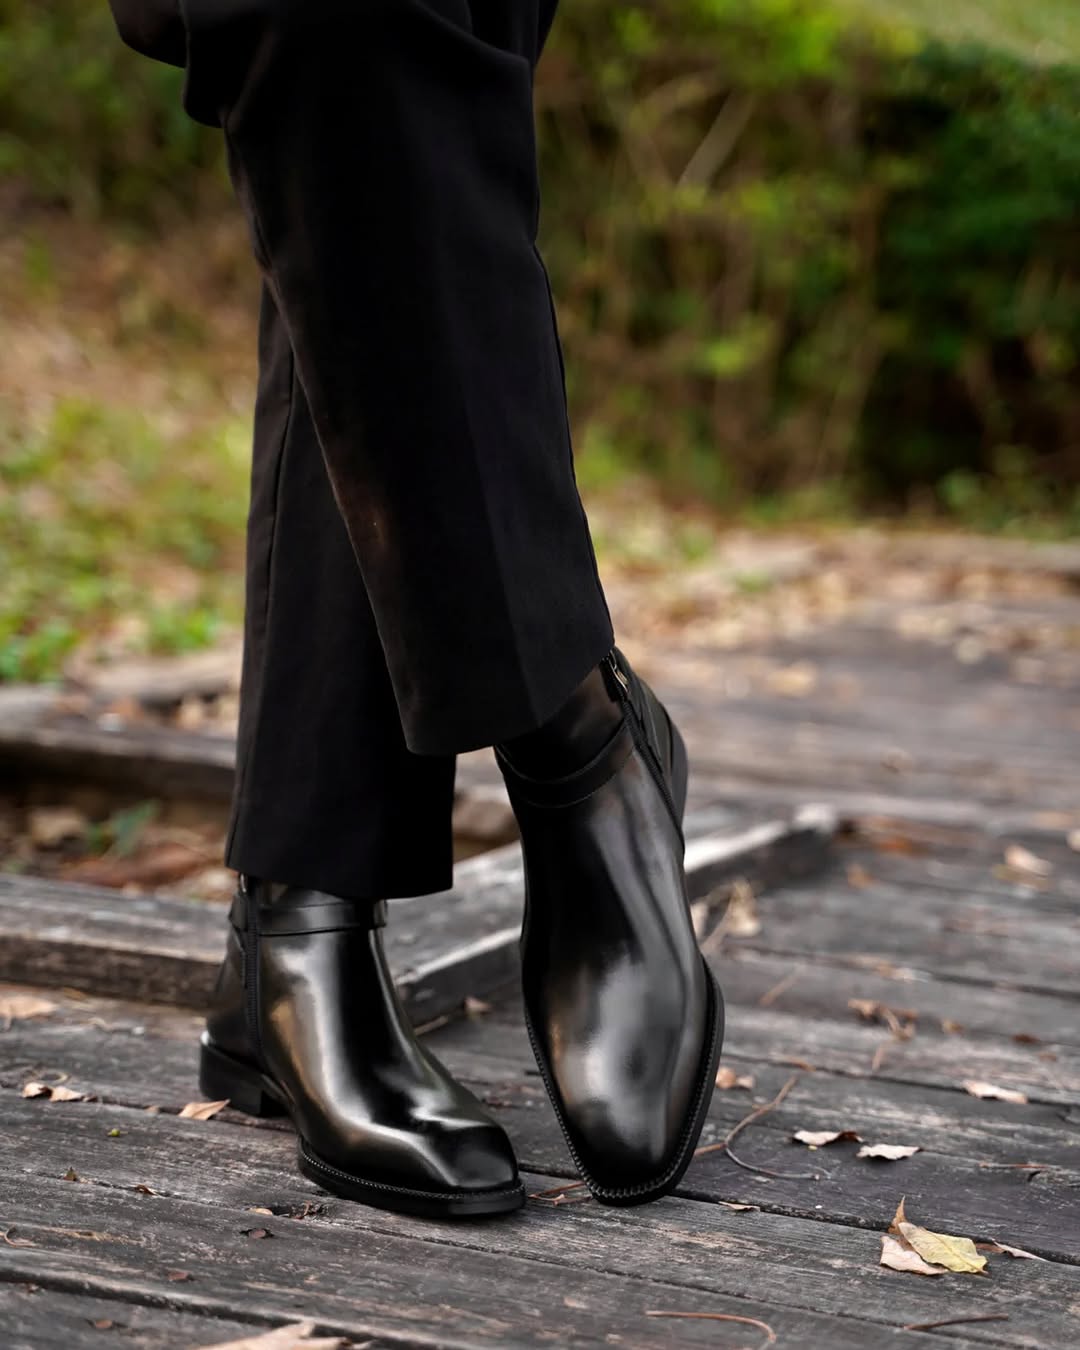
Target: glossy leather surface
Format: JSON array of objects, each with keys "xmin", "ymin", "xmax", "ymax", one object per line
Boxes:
[
  {"xmin": 498, "ymin": 652, "xmax": 719, "ymax": 1203},
  {"xmin": 204, "ymin": 881, "xmax": 521, "ymax": 1205}
]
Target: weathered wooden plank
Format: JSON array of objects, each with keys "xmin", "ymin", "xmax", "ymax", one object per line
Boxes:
[
  {"xmin": 1, "ymin": 1285, "xmax": 260, "ymax": 1350},
  {"xmin": 0, "ymin": 807, "xmax": 834, "ymax": 1021},
  {"xmin": 0, "ymin": 1094, "xmax": 1066, "ymax": 1348},
  {"xmin": 834, "ymin": 847, "xmax": 1080, "ymax": 912},
  {"xmin": 707, "ymin": 853, "xmax": 1080, "ymax": 999},
  {"xmin": 4, "ymin": 984, "xmax": 1078, "ymax": 1259},
  {"xmin": 717, "ymin": 949, "xmax": 1080, "ymax": 1048},
  {"xmin": 2, "ymin": 1172, "xmax": 978, "ymax": 1350}
]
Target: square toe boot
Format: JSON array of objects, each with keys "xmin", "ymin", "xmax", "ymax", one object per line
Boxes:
[
  {"xmin": 199, "ymin": 880, "xmax": 524, "ymax": 1218},
  {"xmin": 497, "ymin": 649, "xmax": 725, "ymax": 1206}
]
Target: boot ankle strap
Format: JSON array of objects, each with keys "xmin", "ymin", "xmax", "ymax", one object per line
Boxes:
[{"xmin": 229, "ymin": 885, "xmax": 387, "ymax": 936}]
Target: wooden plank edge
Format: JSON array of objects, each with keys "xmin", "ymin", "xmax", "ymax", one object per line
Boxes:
[{"xmin": 0, "ymin": 810, "xmax": 837, "ymax": 1022}]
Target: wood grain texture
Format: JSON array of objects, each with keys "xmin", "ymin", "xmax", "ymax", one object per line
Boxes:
[
  {"xmin": 3, "ymin": 980, "xmax": 1078, "ymax": 1263},
  {"xmin": 0, "ymin": 1090, "xmax": 1068, "ymax": 1349},
  {"xmin": 0, "ymin": 807, "xmax": 832, "ymax": 1023}
]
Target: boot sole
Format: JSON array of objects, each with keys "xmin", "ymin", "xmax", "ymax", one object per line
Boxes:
[{"xmin": 198, "ymin": 1035, "xmax": 525, "ymax": 1219}]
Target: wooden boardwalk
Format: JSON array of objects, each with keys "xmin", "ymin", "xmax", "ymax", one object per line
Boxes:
[{"xmin": 2, "ymin": 541, "xmax": 1079, "ymax": 1347}]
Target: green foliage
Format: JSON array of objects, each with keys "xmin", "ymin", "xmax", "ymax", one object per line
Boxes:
[
  {"xmin": 2, "ymin": 0, "xmax": 1079, "ymax": 534},
  {"xmin": 0, "ymin": 399, "xmax": 247, "ymax": 680},
  {"xmin": 0, "ymin": 1, "xmax": 224, "ymax": 218},
  {"xmin": 538, "ymin": 1, "xmax": 1080, "ymax": 518}
]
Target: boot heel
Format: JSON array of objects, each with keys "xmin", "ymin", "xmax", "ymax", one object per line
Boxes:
[{"xmin": 198, "ymin": 1035, "xmax": 286, "ymax": 1119}]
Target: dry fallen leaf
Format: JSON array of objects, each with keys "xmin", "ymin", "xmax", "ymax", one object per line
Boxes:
[
  {"xmin": 192, "ymin": 1322, "xmax": 345, "ymax": 1350},
  {"xmin": 166, "ymin": 1270, "xmax": 192, "ymax": 1282},
  {"xmin": 977, "ymin": 1241, "xmax": 1046, "ymax": 1262},
  {"xmin": 847, "ymin": 998, "xmax": 917, "ymax": 1039},
  {"xmin": 133, "ymin": 1184, "xmax": 156, "ymax": 1195},
  {"xmin": 63, "ymin": 1167, "xmax": 83, "ymax": 1183},
  {"xmin": 940, "ymin": 1019, "xmax": 965, "ymax": 1035},
  {"xmin": 22, "ymin": 1081, "xmax": 88, "ymax": 1103},
  {"xmin": 857, "ymin": 1143, "xmax": 920, "ymax": 1161},
  {"xmin": 1067, "ymin": 829, "xmax": 1080, "ymax": 853},
  {"xmin": 715, "ymin": 1067, "xmax": 754, "ymax": 1091},
  {"xmin": 792, "ymin": 1129, "xmax": 862, "ymax": 1149},
  {"xmin": 1003, "ymin": 844, "xmax": 1053, "ymax": 878},
  {"xmin": 49, "ymin": 1085, "xmax": 87, "ymax": 1103},
  {"xmin": 846, "ymin": 863, "xmax": 874, "ymax": 889},
  {"xmin": 718, "ymin": 1201, "xmax": 758, "ymax": 1212},
  {"xmin": 963, "ymin": 1080, "xmax": 1028, "ymax": 1105},
  {"xmin": 889, "ymin": 1199, "xmax": 986, "ymax": 1275},
  {"xmin": 880, "ymin": 1233, "xmax": 944, "ymax": 1277},
  {"xmin": 721, "ymin": 878, "xmax": 761, "ymax": 938},
  {"xmin": 29, "ymin": 806, "xmax": 88, "ymax": 849},
  {"xmin": 179, "ymin": 1099, "xmax": 229, "ymax": 1120},
  {"xmin": 0, "ymin": 994, "xmax": 57, "ymax": 1029},
  {"xmin": 463, "ymin": 996, "xmax": 492, "ymax": 1016},
  {"xmin": 766, "ymin": 661, "xmax": 817, "ymax": 697}
]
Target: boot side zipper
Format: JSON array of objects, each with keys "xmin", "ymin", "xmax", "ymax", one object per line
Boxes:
[{"xmin": 605, "ymin": 650, "xmax": 683, "ymax": 839}]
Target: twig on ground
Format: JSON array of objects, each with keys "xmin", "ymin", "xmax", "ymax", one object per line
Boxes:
[
  {"xmin": 902, "ymin": 1314, "xmax": 1010, "ymax": 1333},
  {"xmin": 645, "ymin": 1311, "xmax": 776, "ymax": 1343},
  {"xmin": 528, "ymin": 1181, "xmax": 591, "ymax": 1205},
  {"xmin": 758, "ymin": 969, "xmax": 801, "ymax": 1007},
  {"xmin": 695, "ymin": 1073, "xmax": 819, "ymax": 1181}
]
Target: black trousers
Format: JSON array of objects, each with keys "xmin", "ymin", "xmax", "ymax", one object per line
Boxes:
[{"xmin": 109, "ymin": 0, "xmax": 614, "ymax": 898}]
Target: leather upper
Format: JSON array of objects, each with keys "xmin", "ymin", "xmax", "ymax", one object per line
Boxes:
[
  {"xmin": 499, "ymin": 656, "xmax": 715, "ymax": 1199},
  {"xmin": 206, "ymin": 881, "xmax": 519, "ymax": 1197}
]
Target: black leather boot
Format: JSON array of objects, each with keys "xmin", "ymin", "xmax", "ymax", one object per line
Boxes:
[
  {"xmin": 199, "ymin": 880, "xmax": 524, "ymax": 1218},
  {"xmin": 497, "ymin": 649, "xmax": 724, "ymax": 1206}
]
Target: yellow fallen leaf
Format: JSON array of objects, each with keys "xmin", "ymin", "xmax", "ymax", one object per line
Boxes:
[
  {"xmin": 880, "ymin": 1233, "xmax": 944, "ymax": 1277},
  {"xmin": 897, "ymin": 1222, "xmax": 986, "ymax": 1274},
  {"xmin": 857, "ymin": 1143, "xmax": 920, "ymax": 1161},
  {"xmin": 963, "ymin": 1080, "xmax": 1028, "ymax": 1105},
  {"xmin": 179, "ymin": 1099, "xmax": 229, "ymax": 1120},
  {"xmin": 889, "ymin": 1198, "xmax": 986, "ymax": 1274},
  {"xmin": 792, "ymin": 1129, "xmax": 862, "ymax": 1148}
]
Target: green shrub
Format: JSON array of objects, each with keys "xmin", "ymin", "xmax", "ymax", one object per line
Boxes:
[
  {"xmin": 2, "ymin": 0, "xmax": 1079, "ymax": 525},
  {"xmin": 0, "ymin": 2, "xmax": 225, "ymax": 218},
  {"xmin": 538, "ymin": 1, "xmax": 1080, "ymax": 515}
]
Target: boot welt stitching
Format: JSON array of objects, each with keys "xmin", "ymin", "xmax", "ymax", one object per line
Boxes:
[{"xmin": 299, "ymin": 1141, "xmax": 523, "ymax": 1203}]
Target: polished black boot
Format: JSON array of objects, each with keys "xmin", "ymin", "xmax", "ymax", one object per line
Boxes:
[
  {"xmin": 199, "ymin": 880, "xmax": 524, "ymax": 1218},
  {"xmin": 497, "ymin": 649, "xmax": 724, "ymax": 1206}
]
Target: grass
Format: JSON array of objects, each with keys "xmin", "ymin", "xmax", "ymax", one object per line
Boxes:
[{"xmin": 0, "ymin": 397, "xmax": 248, "ymax": 681}]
